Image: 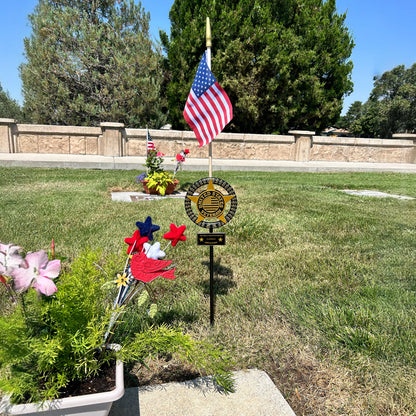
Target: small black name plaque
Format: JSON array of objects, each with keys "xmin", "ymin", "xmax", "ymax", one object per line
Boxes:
[{"xmin": 197, "ymin": 233, "xmax": 226, "ymax": 246}]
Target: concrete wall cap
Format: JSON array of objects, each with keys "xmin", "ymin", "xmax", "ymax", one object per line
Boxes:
[
  {"xmin": 244, "ymin": 134, "xmax": 294, "ymax": 143},
  {"xmin": 17, "ymin": 124, "xmax": 101, "ymax": 136},
  {"xmin": 125, "ymin": 128, "xmax": 185, "ymax": 139},
  {"xmin": 150, "ymin": 129, "xmax": 183, "ymax": 139},
  {"xmin": 313, "ymin": 135, "xmax": 414, "ymax": 147},
  {"xmin": 182, "ymin": 131, "xmax": 197, "ymax": 139},
  {"xmin": 288, "ymin": 130, "xmax": 316, "ymax": 136},
  {"xmin": 100, "ymin": 122, "xmax": 125, "ymax": 128},
  {"xmin": 393, "ymin": 133, "xmax": 416, "ymax": 139},
  {"xmin": 0, "ymin": 118, "xmax": 16, "ymax": 124}
]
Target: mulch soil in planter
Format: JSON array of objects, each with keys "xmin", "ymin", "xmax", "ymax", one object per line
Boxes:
[{"xmin": 58, "ymin": 363, "xmax": 116, "ymax": 398}]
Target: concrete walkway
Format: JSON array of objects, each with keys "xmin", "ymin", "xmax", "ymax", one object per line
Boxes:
[
  {"xmin": 109, "ymin": 369, "xmax": 297, "ymax": 416},
  {"xmin": 0, "ymin": 152, "xmax": 415, "ymax": 173}
]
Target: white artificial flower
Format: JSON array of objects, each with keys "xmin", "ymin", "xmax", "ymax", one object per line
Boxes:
[
  {"xmin": 143, "ymin": 242, "xmax": 165, "ymax": 260},
  {"xmin": 0, "ymin": 243, "xmax": 24, "ymax": 276}
]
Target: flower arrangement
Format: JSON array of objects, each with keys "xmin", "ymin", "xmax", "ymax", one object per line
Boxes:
[
  {"xmin": 0, "ymin": 217, "xmax": 233, "ymax": 406},
  {"xmin": 137, "ymin": 148, "xmax": 189, "ymax": 196},
  {"xmin": 104, "ymin": 216, "xmax": 187, "ymax": 340}
]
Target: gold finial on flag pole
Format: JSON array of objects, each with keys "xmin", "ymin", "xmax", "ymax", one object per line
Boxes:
[
  {"xmin": 206, "ymin": 17, "xmax": 212, "ymax": 48},
  {"xmin": 206, "ymin": 17, "xmax": 213, "ymax": 177}
]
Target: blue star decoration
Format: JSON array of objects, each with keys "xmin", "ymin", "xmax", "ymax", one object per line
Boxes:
[{"xmin": 136, "ymin": 216, "xmax": 160, "ymax": 241}]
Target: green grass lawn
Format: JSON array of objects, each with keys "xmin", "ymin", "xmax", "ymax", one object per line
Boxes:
[{"xmin": 1, "ymin": 167, "xmax": 415, "ymax": 415}]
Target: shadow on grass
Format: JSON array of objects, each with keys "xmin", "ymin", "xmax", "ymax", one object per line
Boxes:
[{"xmin": 200, "ymin": 257, "xmax": 236, "ymax": 295}]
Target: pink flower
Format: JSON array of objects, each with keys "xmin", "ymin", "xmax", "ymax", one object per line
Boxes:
[
  {"xmin": 157, "ymin": 151, "xmax": 165, "ymax": 157},
  {"xmin": 13, "ymin": 250, "xmax": 61, "ymax": 296}
]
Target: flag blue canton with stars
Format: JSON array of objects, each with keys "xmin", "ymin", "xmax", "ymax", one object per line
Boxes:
[{"xmin": 192, "ymin": 54, "xmax": 217, "ymax": 98}]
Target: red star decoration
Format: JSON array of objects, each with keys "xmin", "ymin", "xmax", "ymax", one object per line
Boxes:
[
  {"xmin": 124, "ymin": 230, "xmax": 149, "ymax": 254},
  {"xmin": 130, "ymin": 252, "xmax": 176, "ymax": 283},
  {"xmin": 163, "ymin": 224, "xmax": 187, "ymax": 247}
]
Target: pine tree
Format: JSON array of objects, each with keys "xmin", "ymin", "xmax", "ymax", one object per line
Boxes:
[
  {"xmin": 163, "ymin": 0, "xmax": 354, "ymax": 134},
  {"xmin": 21, "ymin": 0, "xmax": 167, "ymax": 127}
]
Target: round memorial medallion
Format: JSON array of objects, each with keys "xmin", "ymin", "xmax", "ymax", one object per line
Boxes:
[{"xmin": 185, "ymin": 177, "xmax": 237, "ymax": 229}]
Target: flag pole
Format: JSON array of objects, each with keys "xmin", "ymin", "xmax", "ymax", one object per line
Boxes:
[
  {"xmin": 206, "ymin": 17, "xmax": 216, "ymax": 324},
  {"xmin": 206, "ymin": 17, "xmax": 213, "ymax": 178},
  {"xmin": 146, "ymin": 125, "xmax": 149, "ymax": 175}
]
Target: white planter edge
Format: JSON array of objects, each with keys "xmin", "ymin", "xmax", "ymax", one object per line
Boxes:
[{"xmin": 0, "ymin": 344, "xmax": 124, "ymax": 416}]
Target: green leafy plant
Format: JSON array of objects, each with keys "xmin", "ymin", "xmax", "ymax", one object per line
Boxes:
[
  {"xmin": 145, "ymin": 171, "xmax": 175, "ymax": 196},
  {"xmin": 144, "ymin": 149, "xmax": 165, "ymax": 176},
  {"xmin": 0, "ymin": 219, "xmax": 234, "ymax": 405},
  {"xmin": 138, "ymin": 147, "xmax": 189, "ymax": 195}
]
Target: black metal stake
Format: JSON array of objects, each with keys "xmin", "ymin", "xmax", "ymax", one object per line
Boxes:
[{"xmin": 209, "ymin": 226, "xmax": 215, "ymax": 325}]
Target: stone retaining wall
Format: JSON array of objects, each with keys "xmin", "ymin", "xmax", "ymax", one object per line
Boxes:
[{"xmin": 0, "ymin": 119, "xmax": 415, "ymax": 164}]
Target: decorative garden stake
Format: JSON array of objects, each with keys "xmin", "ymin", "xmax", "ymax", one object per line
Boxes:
[{"xmin": 185, "ymin": 178, "xmax": 237, "ymax": 325}]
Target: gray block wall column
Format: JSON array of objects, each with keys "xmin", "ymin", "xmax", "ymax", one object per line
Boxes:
[
  {"xmin": 100, "ymin": 122, "xmax": 125, "ymax": 157},
  {"xmin": 393, "ymin": 133, "xmax": 416, "ymax": 163},
  {"xmin": 0, "ymin": 118, "xmax": 16, "ymax": 153},
  {"xmin": 289, "ymin": 130, "xmax": 315, "ymax": 162}
]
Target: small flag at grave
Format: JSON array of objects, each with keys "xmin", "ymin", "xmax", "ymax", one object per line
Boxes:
[{"xmin": 146, "ymin": 129, "xmax": 155, "ymax": 154}]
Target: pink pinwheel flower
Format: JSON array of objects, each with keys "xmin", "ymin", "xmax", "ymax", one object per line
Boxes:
[
  {"xmin": 13, "ymin": 250, "xmax": 60, "ymax": 296},
  {"xmin": 0, "ymin": 243, "xmax": 24, "ymax": 276}
]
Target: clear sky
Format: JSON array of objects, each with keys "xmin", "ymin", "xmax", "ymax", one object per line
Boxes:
[{"xmin": 1, "ymin": 0, "xmax": 415, "ymax": 115}]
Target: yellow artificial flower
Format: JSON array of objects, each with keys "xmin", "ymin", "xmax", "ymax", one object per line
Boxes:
[{"xmin": 115, "ymin": 273, "xmax": 128, "ymax": 287}]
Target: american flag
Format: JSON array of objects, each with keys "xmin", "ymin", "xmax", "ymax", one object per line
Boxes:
[
  {"xmin": 183, "ymin": 53, "xmax": 233, "ymax": 147},
  {"xmin": 147, "ymin": 130, "xmax": 155, "ymax": 153}
]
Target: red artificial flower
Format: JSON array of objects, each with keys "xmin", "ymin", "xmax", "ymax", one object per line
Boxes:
[
  {"xmin": 124, "ymin": 230, "xmax": 149, "ymax": 254},
  {"xmin": 176, "ymin": 154, "xmax": 185, "ymax": 162},
  {"xmin": 163, "ymin": 224, "xmax": 187, "ymax": 247},
  {"xmin": 130, "ymin": 252, "xmax": 176, "ymax": 283},
  {"xmin": 184, "ymin": 149, "xmax": 190, "ymax": 154}
]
